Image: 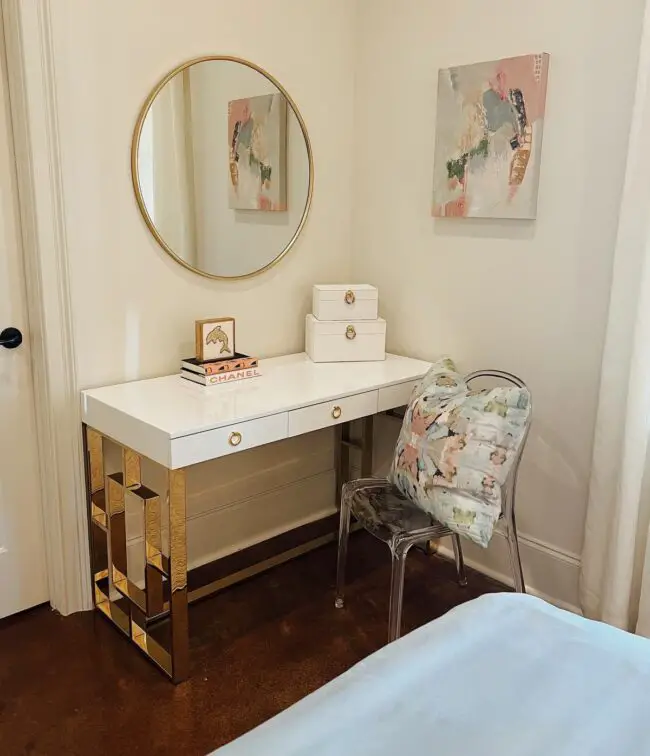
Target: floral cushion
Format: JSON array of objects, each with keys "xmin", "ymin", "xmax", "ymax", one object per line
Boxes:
[{"xmin": 388, "ymin": 358, "xmax": 531, "ymax": 547}]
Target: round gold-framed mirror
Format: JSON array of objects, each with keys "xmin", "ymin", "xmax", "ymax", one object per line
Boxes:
[{"xmin": 131, "ymin": 56, "xmax": 314, "ymax": 280}]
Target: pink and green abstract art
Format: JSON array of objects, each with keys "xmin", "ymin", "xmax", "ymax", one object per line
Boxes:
[
  {"xmin": 228, "ymin": 93, "xmax": 287, "ymax": 212},
  {"xmin": 433, "ymin": 53, "xmax": 549, "ymax": 219}
]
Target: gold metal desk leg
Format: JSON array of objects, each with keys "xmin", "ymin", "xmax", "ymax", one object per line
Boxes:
[
  {"xmin": 334, "ymin": 416, "xmax": 375, "ymax": 505},
  {"xmin": 83, "ymin": 425, "xmax": 190, "ymax": 684},
  {"xmin": 361, "ymin": 416, "xmax": 374, "ymax": 478},
  {"xmin": 169, "ymin": 468, "xmax": 189, "ymax": 683},
  {"xmin": 334, "ymin": 421, "xmax": 351, "ymax": 502}
]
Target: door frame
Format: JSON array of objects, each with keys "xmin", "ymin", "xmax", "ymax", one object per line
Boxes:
[{"xmin": 2, "ymin": 0, "xmax": 90, "ymax": 615}]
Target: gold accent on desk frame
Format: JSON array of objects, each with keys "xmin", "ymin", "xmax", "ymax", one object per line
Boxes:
[
  {"xmin": 84, "ymin": 428, "xmax": 189, "ymax": 682},
  {"xmin": 130, "ymin": 55, "xmax": 315, "ymax": 281},
  {"xmin": 83, "ymin": 416, "xmax": 374, "ymax": 684}
]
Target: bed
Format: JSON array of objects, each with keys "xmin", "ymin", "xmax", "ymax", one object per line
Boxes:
[{"xmin": 214, "ymin": 593, "xmax": 650, "ymax": 755}]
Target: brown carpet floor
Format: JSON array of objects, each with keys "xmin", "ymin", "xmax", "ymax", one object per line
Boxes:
[{"xmin": 0, "ymin": 532, "xmax": 506, "ymax": 756}]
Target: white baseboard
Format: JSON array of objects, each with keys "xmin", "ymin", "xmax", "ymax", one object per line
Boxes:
[{"xmin": 437, "ymin": 530, "xmax": 582, "ymax": 615}]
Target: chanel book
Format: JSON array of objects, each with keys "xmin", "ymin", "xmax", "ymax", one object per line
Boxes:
[
  {"xmin": 180, "ymin": 366, "xmax": 261, "ymax": 386},
  {"xmin": 181, "ymin": 353, "xmax": 259, "ymax": 376}
]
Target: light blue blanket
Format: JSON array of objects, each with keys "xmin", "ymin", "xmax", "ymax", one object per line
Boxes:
[{"xmin": 214, "ymin": 593, "xmax": 650, "ymax": 755}]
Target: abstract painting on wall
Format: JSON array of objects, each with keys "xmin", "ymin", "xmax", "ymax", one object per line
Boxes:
[
  {"xmin": 433, "ymin": 53, "xmax": 549, "ymax": 219},
  {"xmin": 228, "ymin": 93, "xmax": 287, "ymax": 211}
]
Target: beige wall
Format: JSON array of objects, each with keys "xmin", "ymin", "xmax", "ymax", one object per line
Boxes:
[
  {"xmin": 46, "ymin": 0, "xmax": 647, "ymax": 606},
  {"xmin": 352, "ymin": 0, "xmax": 645, "ymax": 608},
  {"xmin": 51, "ymin": 0, "xmax": 355, "ymax": 383},
  {"xmin": 48, "ymin": 0, "xmax": 356, "ymax": 568}
]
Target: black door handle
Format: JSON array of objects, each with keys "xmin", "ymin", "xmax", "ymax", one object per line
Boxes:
[{"xmin": 0, "ymin": 327, "xmax": 23, "ymax": 349}]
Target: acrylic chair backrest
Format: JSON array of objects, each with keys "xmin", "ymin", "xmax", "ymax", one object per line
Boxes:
[{"xmin": 464, "ymin": 370, "xmax": 532, "ymax": 524}]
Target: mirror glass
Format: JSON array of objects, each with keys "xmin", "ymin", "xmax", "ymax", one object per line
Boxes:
[{"xmin": 133, "ymin": 58, "xmax": 312, "ymax": 279}]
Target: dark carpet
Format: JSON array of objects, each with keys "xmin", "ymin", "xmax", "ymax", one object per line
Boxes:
[{"xmin": 0, "ymin": 532, "xmax": 505, "ymax": 755}]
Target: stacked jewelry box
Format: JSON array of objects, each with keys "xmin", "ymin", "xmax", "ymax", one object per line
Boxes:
[{"xmin": 306, "ymin": 285, "xmax": 386, "ymax": 362}]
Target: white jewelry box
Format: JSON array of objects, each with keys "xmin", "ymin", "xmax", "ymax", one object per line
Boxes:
[
  {"xmin": 312, "ymin": 284, "xmax": 378, "ymax": 321},
  {"xmin": 305, "ymin": 314, "xmax": 386, "ymax": 363}
]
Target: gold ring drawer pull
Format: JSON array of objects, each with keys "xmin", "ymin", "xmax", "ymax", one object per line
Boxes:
[
  {"xmin": 345, "ymin": 325, "xmax": 357, "ymax": 340},
  {"xmin": 331, "ymin": 406, "xmax": 342, "ymax": 419},
  {"xmin": 344, "ymin": 290, "xmax": 356, "ymax": 305},
  {"xmin": 228, "ymin": 431, "xmax": 242, "ymax": 447}
]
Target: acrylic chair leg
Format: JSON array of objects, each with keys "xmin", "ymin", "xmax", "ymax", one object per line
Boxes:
[
  {"xmin": 335, "ymin": 496, "xmax": 352, "ymax": 609},
  {"xmin": 451, "ymin": 534, "xmax": 468, "ymax": 587},
  {"xmin": 388, "ymin": 545, "xmax": 409, "ymax": 643},
  {"xmin": 506, "ymin": 517, "xmax": 526, "ymax": 593}
]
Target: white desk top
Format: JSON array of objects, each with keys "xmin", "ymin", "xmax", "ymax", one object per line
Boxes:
[
  {"xmin": 81, "ymin": 353, "xmax": 430, "ymax": 468},
  {"xmin": 82, "ymin": 353, "xmax": 429, "ymax": 438}
]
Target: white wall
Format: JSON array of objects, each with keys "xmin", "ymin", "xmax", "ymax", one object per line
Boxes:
[
  {"xmin": 51, "ymin": 0, "xmax": 354, "ymax": 381},
  {"xmin": 352, "ymin": 0, "xmax": 646, "ymax": 609},
  {"xmin": 190, "ymin": 61, "xmax": 310, "ymax": 277},
  {"xmin": 43, "ymin": 0, "xmax": 647, "ymax": 609},
  {"xmin": 47, "ymin": 0, "xmax": 356, "ymax": 569}
]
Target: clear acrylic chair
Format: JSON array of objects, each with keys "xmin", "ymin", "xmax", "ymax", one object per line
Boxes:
[{"xmin": 334, "ymin": 370, "xmax": 531, "ymax": 643}]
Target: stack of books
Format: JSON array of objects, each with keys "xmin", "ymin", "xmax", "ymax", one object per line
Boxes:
[{"xmin": 180, "ymin": 354, "xmax": 261, "ymax": 386}]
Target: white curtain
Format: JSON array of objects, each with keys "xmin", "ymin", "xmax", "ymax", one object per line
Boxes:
[
  {"xmin": 580, "ymin": 2, "xmax": 650, "ymax": 634},
  {"xmin": 149, "ymin": 69, "xmax": 197, "ymax": 265}
]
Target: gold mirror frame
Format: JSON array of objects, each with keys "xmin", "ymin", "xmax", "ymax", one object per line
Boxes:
[{"xmin": 131, "ymin": 55, "xmax": 314, "ymax": 281}]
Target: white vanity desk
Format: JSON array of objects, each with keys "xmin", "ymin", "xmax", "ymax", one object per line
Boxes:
[{"xmin": 81, "ymin": 352, "xmax": 430, "ymax": 682}]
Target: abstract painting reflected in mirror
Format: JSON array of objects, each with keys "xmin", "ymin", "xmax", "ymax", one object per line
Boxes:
[
  {"xmin": 433, "ymin": 53, "xmax": 549, "ymax": 219},
  {"xmin": 228, "ymin": 93, "xmax": 287, "ymax": 211},
  {"xmin": 132, "ymin": 57, "xmax": 312, "ymax": 279}
]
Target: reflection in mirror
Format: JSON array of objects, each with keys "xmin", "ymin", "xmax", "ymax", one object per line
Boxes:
[{"xmin": 133, "ymin": 58, "xmax": 312, "ymax": 279}]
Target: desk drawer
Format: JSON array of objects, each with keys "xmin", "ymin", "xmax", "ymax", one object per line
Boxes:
[
  {"xmin": 170, "ymin": 412, "xmax": 288, "ymax": 468},
  {"xmin": 377, "ymin": 380, "xmax": 419, "ymax": 412},
  {"xmin": 287, "ymin": 390, "xmax": 378, "ymax": 437}
]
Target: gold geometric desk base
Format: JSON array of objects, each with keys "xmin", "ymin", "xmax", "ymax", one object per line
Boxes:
[
  {"xmin": 84, "ymin": 426, "xmax": 188, "ymax": 682},
  {"xmin": 83, "ymin": 417, "xmax": 373, "ymax": 684}
]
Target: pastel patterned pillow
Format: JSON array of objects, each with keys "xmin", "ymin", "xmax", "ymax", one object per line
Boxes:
[{"xmin": 388, "ymin": 357, "xmax": 530, "ymax": 547}]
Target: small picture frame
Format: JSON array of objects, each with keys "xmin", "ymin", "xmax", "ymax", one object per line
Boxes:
[{"xmin": 195, "ymin": 317, "xmax": 236, "ymax": 362}]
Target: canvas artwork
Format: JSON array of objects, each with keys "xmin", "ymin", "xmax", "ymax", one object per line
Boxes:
[
  {"xmin": 228, "ymin": 93, "xmax": 287, "ymax": 211},
  {"xmin": 433, "ymin": 53, "xmax": 550, "ymax": 219}
]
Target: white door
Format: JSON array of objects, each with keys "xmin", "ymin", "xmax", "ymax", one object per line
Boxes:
[{"xmin": 0, "ymin": 18, "xmax": 48, "ymax": 619}]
